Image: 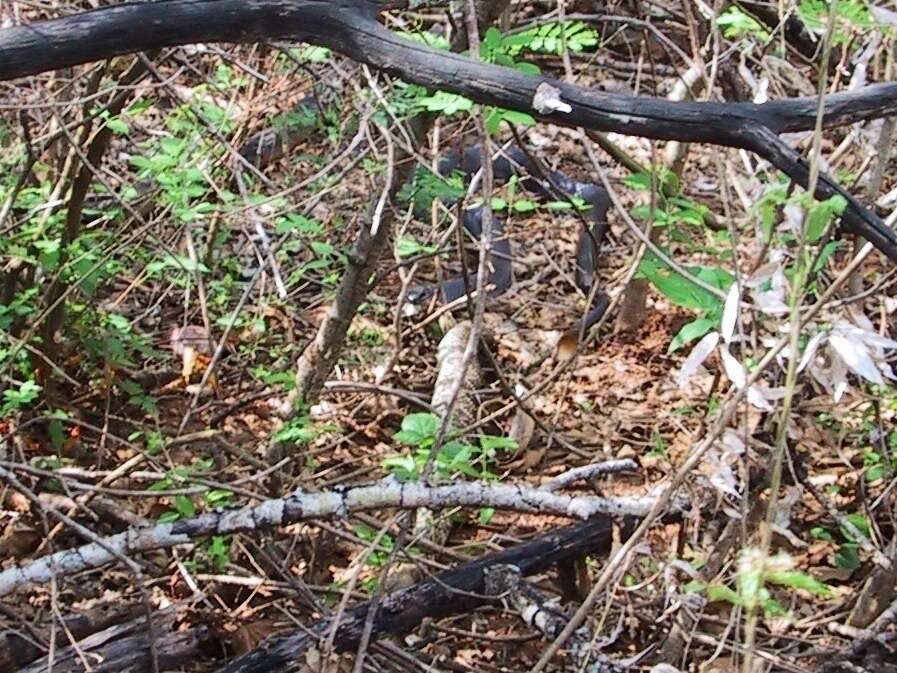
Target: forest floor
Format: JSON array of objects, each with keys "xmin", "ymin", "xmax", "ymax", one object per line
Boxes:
[{"xmin": 2, "ymin": 1, "xmax": 897, "ymax": 672}]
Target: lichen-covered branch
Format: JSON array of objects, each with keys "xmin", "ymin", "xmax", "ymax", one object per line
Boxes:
[{"xmin": 0, "ymin": 477, "xmax": 657, "ymax": 597}]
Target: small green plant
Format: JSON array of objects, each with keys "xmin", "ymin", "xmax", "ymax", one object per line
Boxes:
[
  {"xmin": 863, "ymin": 448, "xmax": 890, "ymax": 483},
  {"xmin": 396, "ymin": 237, "xmax": 440, "ymax": 258},
  {"xmin": 382, "ymin": 412, "xmax": 517, "ymax": 481},
  {"xmin": 797, "ymin": 0, "xmax": 874, "ymax": 42},
  {"xmin": 637, "ymin": 253, "xmax": 734, "ymax": 352},
  {"xmin": 811, "ymin": 513, "xmax": 874, "ymax": 571},
  {"xmin": 398, "ymin": 168, "xmax": 465, "ymax": 214},
  {"xmin": 352, "ymin": 523, "xmax": 395, "ymax": 567},
  {"xmin": 274, "ymin": 410, "xmax": 337, "ymax": 447},
  {"xmin": 498, "ymin": 21, "xmax": 599, "ymax": 56},
  {"xmin": 716, "ymin": 6, "xmax": 771, "ymax": 41},
  {"xmin": 624, "ymin": 170, "xmax": 710, "ymax": 231},
  {"xmin": 689, "ymin": 548, "xmax": 830, "ymax": 618},
  {"xmin": 150, "ymin": 459, "xmax": 234, "ymax": 524},
  {"xmin": 1, "ymin": 379, "xmax": 42, "ymax": 417}
]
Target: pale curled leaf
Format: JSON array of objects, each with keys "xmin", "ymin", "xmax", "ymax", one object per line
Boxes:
[
  {"xmin": 720, "ymin": 347, "xmax": 747, "ymax": 389},
  {"xmin": 721, "ymin": 347, "xmax": 775, "ymax": 410},
  {"xmin": 704, "ymin": 446, "xmax": 741, "ymax": 498},
  {"xmin": 746, "ymin": 386, "xmax": 774, "ymax": 411},
  {"xmin": 675, "ymin": 331, "xmax": 719, "ymax": 388},
  {"xmin": 721, "ymin": 283, "xmax": 740, "ymax": 344},
  {"xmin": 797, "ymin": 331, "xmax": 828, "ymax": 373},
  {"xmin": 829, "ymin": 332, "xmax": 884, "ymax": 385}
]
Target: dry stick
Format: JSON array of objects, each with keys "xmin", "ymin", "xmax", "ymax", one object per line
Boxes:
[
  {"xmin": 420, "ymin": 1, "xmax": 494, "ymax": 480},
  {"xmin": 745, "ymin": 11, "xmax": 838, "ymax": 673},
  {"xmin": 0, "ymin": 479, "xmax": 656, "ymax": 597},
  {"xmin": 530, "ymin": 217, "xmax": 897, "ymax": 671},
  {"xmin": 5, "ymin": 6, "xmax": 896, "ymax": 261},
  {"xmin": 0, "ymin": 465, "xmax": 163, "ymax": 673}
]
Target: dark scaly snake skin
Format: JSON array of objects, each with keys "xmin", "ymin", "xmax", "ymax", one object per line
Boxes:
[{"xmin": 409, "ymin": 145, "xmax": 611, "ymax": 333}]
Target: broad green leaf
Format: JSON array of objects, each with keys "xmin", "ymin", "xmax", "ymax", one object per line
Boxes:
[
  {"xmin": 669, "ymin": 317, "xmax": 717, "ymax": 353},
  {"xmin": 766, "ymin": 570, "xmax": 831, "ymax": 596},
  {"xmin": 805, "ymin": 195, "xmax": 847, "ymax": 242},
  {"xmin": 394, "ymin": 413, "xmax": 439, "ymax": 446}
]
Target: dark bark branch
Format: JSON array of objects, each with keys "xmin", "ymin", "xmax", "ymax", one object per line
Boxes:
[
  {"xmin": 2, "ymin": 1, "xmax": 895, "ymax": 139},
  {"xmin": 13, "ymin": 609, "xmax": 214, "ymax": 673},
  {"xmin": 2, "ymin": 0, "xmax": 896, "ymax": 259},
  {"xmin": 216, "ymin": 514, "xmax": 631, "ymax": 673}
]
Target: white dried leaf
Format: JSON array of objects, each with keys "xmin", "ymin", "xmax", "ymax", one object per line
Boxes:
[
  {"xmin": 676, "ymin": 331, "xmax": 719, "ymax": 388},
  {"xmin": 746, "ymin": 386, "xmax": 774, "ymax": 411},
  {"xmin": 846, "ymin": 306, "xmax": 877, "ymax": 333},
  {"xmin": 721, "ymin": 283, "xmax": 740, "ymax": 344},
  {"xmin": 836, "ymin": 321, "xmax": 897, "ymax": 352},
  {"xmin": 532, "ymin": 82, "xmax": 572, "ymax": 114},
  {"xmin": 720, "ymin": 347, "xmax": 747, "ymax": 389},
  {"xmin": 830, "ymin": 351, "xmax": 849, "ymax": 402},
  {"xmin": 719, "ymin": 429, "xmax": 746, "ymax": 455},
  {"xmin": 871, "ymin": 4, "xmax": 897, "ymax": 25},
  {"xmin": 745, "ymin": 259, "xmax": 780, "ymax": 287},
  {"xmin": 783, "ymin": 203, "xmax": 804, "ymax": 235},
  {"xmin": 705, "ymin": 447, "xmax": 741, "ymax": 498},
  {"xmin": 752, "ymin": 76, "xmax": 769, "ymax": 104},
  {"xmin": 753, "ymin": 290, "xmax": 790, "ymax": 316},
  {"xmin": 797, "ymin": 331, "xmax": 828, "ymax": 373},
  {"xmin": 829, "ymin": 332, "xmax": 884, "ymax": 385}
]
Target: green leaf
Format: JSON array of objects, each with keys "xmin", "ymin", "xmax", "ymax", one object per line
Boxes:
[
  {"xmin": 668, "ymin": 317, "xmax": 717, "ymax": 353},
  {"xmin": 738, "ymin": 565, "xmax": 765, "ymax": 610},
  {"xmin": 204, "ymin": 489, "xmax": 233, "ymax": 506},
  {"xmin": 683, "ymin": 580, "xmax": 706, "ymax": 594},
  {"xmin": 382, "ymin": 454, "xmax": 420, "ymax": 480},
  {"xmin": 805, "ymin": 195, "xmax": 847, "ymax": 242},
  {"xmin": 397, "ymin": 237, "xmax": 438, "ymax": 258},
  {"xmin": 706, "ymin": 584, "xmax": 743, "ymax": 606},
  {"xmin": 637, "ymin": 256, "xmax": 730, "ymax": 312},
  {"xmin": 484, "ymin": 26, "xmax": 502, "ymax": 51},
  {"xmin": 766, "ymin": 570, "xmax": 831, "ymax": 596},
  {"xmin": 716, "ymin": 7, "xmax": 771, "ymax": 40},
  {"xmin": 104, "ymin": 117, "xmax": 130, "ymax": 134},
  {"xmin": 394, "ymin": 413, "xmax": 439, "ymax": 446},
  {"xmin": 480, "ymin": 436, "xmax": 518, "ymax": 452},
  {"xmin": 512, "ymin": 199, "xmax": 537, "ymax": 213},
  {"xmin": 416, "ymin": 91, "xmax": 473, "ymax": 115},
  {"xmin": 500, "ymin": 109, "xmax": 536, "ymax": 127},
  {"xmin": 835, "ymin": 544, "xmax": 860, "ymax": 570},
  {"xmin": 810, "ymin": 527, "xmax": 834, "ymax": 542},
  {"xmin": 840, "ymin": 513, "xmax": 871, "ymax": 541},
  {"xmin": 813, "ymin": 240, "xmax": 842, "ymax": 273},
  {"xmin": 514, "ymin": 62, "xmax": 541, "ymax": 75},
  {"xmin": 490, "ymin": 197, "xmax": 508, "ymax": 211},
  {"xmin": 398, "ymin": 30, "xmax": 450, "ymax": 50},
  {"xmin": 762, "ymin": 597, "xmax": 788, "ymax": 618},
  {"xmin": 174, "ymin": 494, "xmax": 196, "ymax": 518},
  {"xmin": 276, "ymin": 213, "xmax": 322, "ymax": 235},
  {"xmin": 478, "ymin": 507, "xmax": 496, "ymax": 524},
  {"xmin": 48, "ymin": 419, "xmax": 65, "ymax": 452}
]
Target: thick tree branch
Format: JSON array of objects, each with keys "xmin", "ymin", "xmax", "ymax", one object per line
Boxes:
[
  {"xmin": 2, "ymin": 1, "xmax": 895, "ymax": 140},
  {"xmin": 2, "ymin": 0, "xmax": 896, "ymax": 261},
  {"xmin": 0, "ymin": 477, "xmax": 656, "ymax": 597}
]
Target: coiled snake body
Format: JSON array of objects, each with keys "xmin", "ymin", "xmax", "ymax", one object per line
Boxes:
[{"xmin": 409, "ymin": 145, "xmax": 612, "ymax": 333}]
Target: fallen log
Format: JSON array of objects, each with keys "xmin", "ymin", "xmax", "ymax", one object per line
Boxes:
[
  {"xmin": 216, "ymin": 514, "xmax": 636, "ymax": 673},
  {"xmin": 12, "ymin": 609, "xmax": 214, "ymax": 673}
]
